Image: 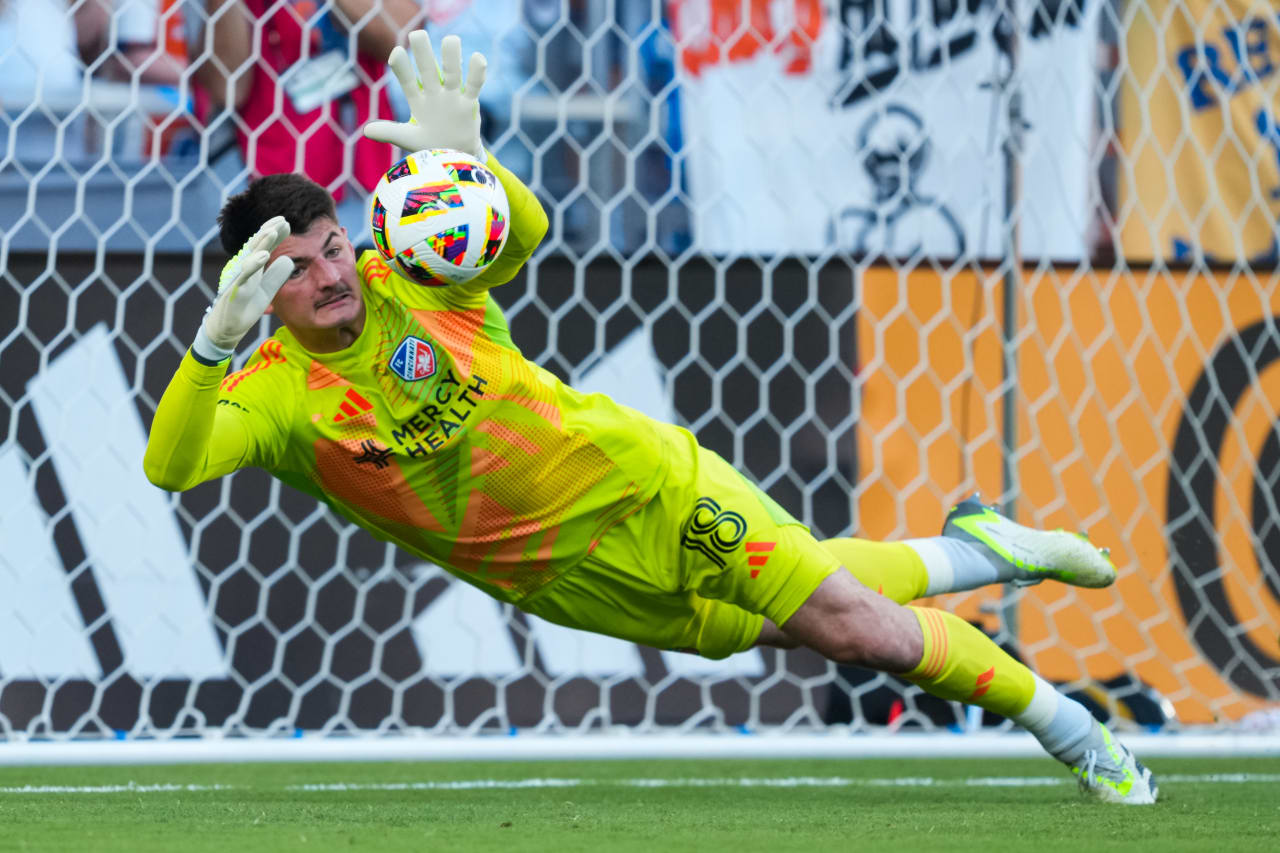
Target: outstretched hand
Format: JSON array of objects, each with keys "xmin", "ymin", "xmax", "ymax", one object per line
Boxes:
[
  {"xmin": 363, "ymin": 31, "xmax": 488, "ymax": 160},
  {"xmin": 194, "ymin": 216, "xmax": 294, "ymax": 362}
]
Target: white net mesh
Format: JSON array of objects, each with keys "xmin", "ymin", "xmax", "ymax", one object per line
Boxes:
[{"xmin": 1, "ymin": 0, "xmax": 1278, "ymax": 743}]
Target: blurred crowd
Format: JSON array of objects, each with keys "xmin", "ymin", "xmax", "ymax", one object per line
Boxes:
[
  {"xmin": 0, "ymin": 0, "xmax": 677, "ymax": 249},
  {"xmin": 0, "ymin": 0, "xmax": 181, "ymax": 101},
  {"xmin": 0, "ymin": 0, "xmax": 533, "ymax": 153}
]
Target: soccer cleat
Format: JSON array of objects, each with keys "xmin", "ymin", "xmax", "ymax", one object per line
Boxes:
[
  {"xmin": 942, "ymin": 495, "xmax": 1117, "ymax": 588},
  {"xmin": 1071, "ymin": 723, "xmax": 1159, "ymax": 805}
]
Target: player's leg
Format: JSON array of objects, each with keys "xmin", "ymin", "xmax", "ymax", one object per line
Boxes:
[
  {"xmin": 557, "ymin": 426, "xmax": 1154, "ymax": 803},
  {"xmin": 776, "ymin": 569, "xmax": 1157, "ymax": 804},
  {"xmin": 820, "ymin": 495, "xmax": 1116, "ymax": 605}
]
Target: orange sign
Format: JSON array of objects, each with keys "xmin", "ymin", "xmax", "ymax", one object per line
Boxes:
[
  {"xmin": 857, "ymin": 264, "xmax": 1280, "ymax": 722},
  {"xmin": 1119, "ymin": 0, "xmax": 1280, "ymax": 263}
]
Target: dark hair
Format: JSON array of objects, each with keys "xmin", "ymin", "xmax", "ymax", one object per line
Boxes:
[{"xmin": 217, "ymin": 173, "xmax": 339, "ymax": 254}]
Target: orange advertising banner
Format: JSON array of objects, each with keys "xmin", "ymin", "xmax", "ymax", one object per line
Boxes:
[
  {"xmin": 857, "ymin": 264, "xmax": 1280, "ymax": 723},
  {"xmin": 1119, "ymin": 0, "xmax": 1280, "ymax": 263}
]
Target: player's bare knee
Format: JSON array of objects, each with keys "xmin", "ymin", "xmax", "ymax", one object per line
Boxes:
[
  {"xmin": 821, "ymin": 618, "xmax": 921, "ymax": 672},
  {"xmin": 782, "ymin": 570, "xmax": 924, "ymax": 671}
]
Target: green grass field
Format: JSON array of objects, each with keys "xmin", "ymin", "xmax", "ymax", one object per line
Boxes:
[{"xmin": 1, "ymin": 756, "xmax": 1277, "ymax": 852}]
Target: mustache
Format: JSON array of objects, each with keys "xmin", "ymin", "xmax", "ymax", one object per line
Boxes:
[{"xmin": 314, "ymin": 284, "xmax": 354, "ymax": 308}]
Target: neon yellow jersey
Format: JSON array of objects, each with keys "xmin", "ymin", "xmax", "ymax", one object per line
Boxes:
[
  {"xmin": 213, "ymin": 254, "xmax": 667, "ymax": 600},
  {"xmin": 144, "ymin": 156, "xmax": 673, "ymax": 602}
]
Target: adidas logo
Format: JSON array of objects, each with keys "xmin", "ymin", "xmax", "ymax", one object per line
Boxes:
[
  {"xmin": 333, "ymin": 388, "xmax": 374, "ymax": 423},
  {"xmin": 967, "ymin": 667, "xmax": 996, "ymax": 702},
  {"xmin": 745, "ymin": 541, "xmax": 776, "ymax": 578}
]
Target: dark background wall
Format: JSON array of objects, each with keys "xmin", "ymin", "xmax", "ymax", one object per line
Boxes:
[{"xmin": 0, "ymin": 250, "xmax": 860, "ymax": 735}]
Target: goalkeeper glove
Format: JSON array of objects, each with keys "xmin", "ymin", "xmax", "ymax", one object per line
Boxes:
[
  {"xmin": 362, "ymin": 31, "xmax": 488, "ymax": 160},
  {"xmin": 191, "ymin": 216, "xmax": 294, "ymax": 364}
]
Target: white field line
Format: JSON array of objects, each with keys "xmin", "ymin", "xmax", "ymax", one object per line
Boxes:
[
  {"xmin": 6, "ymin": 734, "xmax": 1280, "ymax": 764},
  {"xmin": 0, "ymin": 783, "xmax": 234, "ymax": 794},
  {"xmin": 1, "ymin": 773, "xmax": 1278, "ymax": 795}
]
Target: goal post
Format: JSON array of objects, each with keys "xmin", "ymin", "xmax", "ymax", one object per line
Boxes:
[{"xmin": 1, "ymin": 0, "xmax": 1278, "ymax": 758}]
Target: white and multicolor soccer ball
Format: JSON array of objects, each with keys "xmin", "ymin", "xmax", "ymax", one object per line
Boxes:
[{"xmin": 369, "ymin": 148, "xmax": 509, "ymax": 287}]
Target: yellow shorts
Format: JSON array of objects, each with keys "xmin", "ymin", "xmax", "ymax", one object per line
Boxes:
[{"xmin": 520, "ymin": 424, "xmax": 841, "ymax": 659}]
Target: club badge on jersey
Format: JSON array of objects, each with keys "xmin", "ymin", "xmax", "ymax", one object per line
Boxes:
[{"xmin": 389, "ymin": 336, "xmax": 437, "ymax": 381}]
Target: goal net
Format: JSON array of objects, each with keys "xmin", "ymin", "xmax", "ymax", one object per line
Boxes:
[{"xmin": 1, "ymin": 0, "xmax": 1277, "ymax": 751}]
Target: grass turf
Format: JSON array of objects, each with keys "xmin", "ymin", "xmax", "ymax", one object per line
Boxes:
[{"xmin": 0, "ymin": 756, "xmax": 1277, "ymax": 852}]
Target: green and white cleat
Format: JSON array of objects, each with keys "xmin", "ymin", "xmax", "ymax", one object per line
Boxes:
[
  {"xmin": 1071, "ymin": 723, "xmax": 1159, "ymax": 805},
  {"xmin": 942, "ymin": 495, "xmax": 1117, "ymax": 589}
]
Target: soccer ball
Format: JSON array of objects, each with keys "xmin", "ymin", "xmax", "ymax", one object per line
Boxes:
[{"xmin": 369, "ymin": 148, "xmax": 509, "ymax": 287}]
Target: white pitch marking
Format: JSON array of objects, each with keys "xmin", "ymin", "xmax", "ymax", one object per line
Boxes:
[
  {"xmin": 293, "ymin": 778, "xmax": 584, "ymax": 792},
  {"xmin": 4, "ymin": 773, "xmax": 1279, "ymax": 795},
  {"xmin": 0, "ymin": 783, "xmax": 232, "ymax": 794},
  {"xmin": 1161, "ymin": 773, "xmax": 1280, "ymax": 783}
]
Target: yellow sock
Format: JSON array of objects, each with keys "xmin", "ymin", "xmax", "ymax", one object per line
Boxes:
[
  {"xmin": 820, "ymin": 538, "xmax": 929, "ymax": 604},
  {"xmin": 903, "ymin": 606, "xmax": 1036, "ymax": 718}
]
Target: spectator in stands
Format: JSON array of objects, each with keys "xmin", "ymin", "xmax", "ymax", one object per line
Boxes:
[
  {"xmin": 74, "ymin": 0, "xmax": 185, "ymax": 86},
  {"xmin": 0, "ymin": 0, "xmax": 95, "ymax": 164},
  {"xmin": 190, "ymin": 0, "xmax": 421, "ymax": 235}
]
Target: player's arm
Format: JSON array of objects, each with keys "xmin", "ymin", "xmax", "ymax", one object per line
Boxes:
[
  {"xmin": 143, "ymin": 219, "xmax": 294, "ymax": 491},
  {"xmin": 332, "ymin": 0, "xmax": 422, "ymax": 64},
  {"xmin": 144, "ymin": 355, "xmax": 255, "ymax": 490},
  {"xmin": 464, "ymin": 151, "xmax": 548, "ymax": 290},
  {"xmin": 192, "ymin": 0, "xmax": 255, "ymax": 111}
]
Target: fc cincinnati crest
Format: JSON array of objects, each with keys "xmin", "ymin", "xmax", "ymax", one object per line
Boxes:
[{"xmin": 389, "ymin": 336, "xmax": 437, "ymax": 381}]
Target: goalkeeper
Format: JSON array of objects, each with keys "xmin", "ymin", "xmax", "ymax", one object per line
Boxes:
[{"xmin": 144, "ymin": 31, "xmax": 1156, "ymax": 805}]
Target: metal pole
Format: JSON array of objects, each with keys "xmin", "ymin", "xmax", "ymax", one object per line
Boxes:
[{"xmin": 999, "ymin": 1, "xmax": 1025, "ymax": 644}]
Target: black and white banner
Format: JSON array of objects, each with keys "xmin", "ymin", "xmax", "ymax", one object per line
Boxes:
[{"xmin": 669, "ymin": 0, "xmax": 1100, "ymax": 260}]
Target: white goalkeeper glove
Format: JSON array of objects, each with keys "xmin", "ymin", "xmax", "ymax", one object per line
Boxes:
[
  {"xmin": 191, "ymin": 216, "xmax": 294, "ymax": 364},
  {"xmin": 362, "ymin": 31, "xmax": 488, "ymax": 160}
]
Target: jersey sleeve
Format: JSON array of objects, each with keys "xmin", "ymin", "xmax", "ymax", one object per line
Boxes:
[
  {"xmin": 143, "ymin": 343, "xmax": 294, "ymax": 491},
  {"xmin": 458, "ymin": 152, "xmax": 549, "ymax": 293}
]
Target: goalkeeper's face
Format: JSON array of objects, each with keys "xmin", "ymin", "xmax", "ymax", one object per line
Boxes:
[{"xmin": 265, "ymin": 217, "xmax": 364, "ymax": 345}]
